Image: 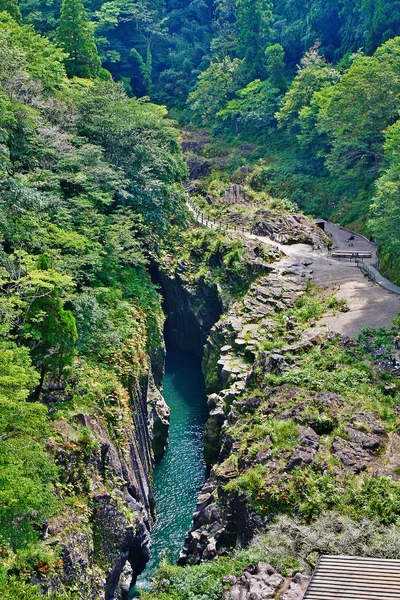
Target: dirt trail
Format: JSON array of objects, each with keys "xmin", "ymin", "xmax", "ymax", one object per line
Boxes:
[{"xmin": 187, "ymin": 203, "xmax": 400, "ymax": 336}]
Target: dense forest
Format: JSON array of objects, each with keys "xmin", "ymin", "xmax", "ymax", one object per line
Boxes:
[
  {"xmin": 0, "ymin": 5, "xmax": 188, "ymax": 597},
  {"xmin": 0, "ymin": 0, "xmax": 400, "ymax": 597},
  {"xmin": 15, "ymin": 0, "xmax": 400, "ymax": 281}
]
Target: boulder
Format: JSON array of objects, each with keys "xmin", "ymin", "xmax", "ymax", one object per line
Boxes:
[
  {"xmin": 223, "ymin": 563, "xmax": 284, "ymax": 600},
  {"xmin": 332, "ymin": 436, "xmax": 371, "ymax": 473},
  {"xmin": 285, "ymin": 445, "xmax": 318, "ymax": 472}
]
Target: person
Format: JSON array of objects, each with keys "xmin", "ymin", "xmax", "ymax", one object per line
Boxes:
[{"xmin": 395, "ymin": 336, "xmax": 400, "ymax": 350}]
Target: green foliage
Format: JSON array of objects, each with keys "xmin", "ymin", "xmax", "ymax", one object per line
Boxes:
[
  {"xmin": 75, "ymin": 81, "xmax": 187, "ymax": 227},
  {"xmin": 0, "ymin": 0, "xmax": 21, "ymax": 21},
  {"xmin": 0, "ymin": 577, "xmax": 69, "ymax": 600},
  {"xmin": 218, "ymin": 79, "xmax": 280, "ymax": 137},
  {"xmin": 141, "ymin": 553, "xmax": 263, "ymax": 600},
  {"xmin": 162, "ymin": 226, "xmax": 254, "ymax": 296},
  {"xmin": 235, "ymin": 0, "xmax": 273, "ymax": 77},
  {"xmin": 188, "ymin": 58, "xmax": 244, "ymax": 130},
  {"xmin": 357, "ymin": 326, "xmax": 398, "ymax": 357},
  {"xmin": 16, "ymin": 0, "xmax": 400, "ymax": 108},
  {"xmin": 265, "ymin": 43, "xmax": 286, "ymax": 89},
  {"xmin": 23, "ymin": 295, "xmax": 78, "ymax": 379},
  {"xmin": 276, "ymin": 47, "xmax": 340, "ymax": 133},
  {"xmin": 0, "ymin": 14, "xmax": 185, "ymax": 595},
  {"xmin": 369, "ymin": 120, "xmax": 400, "ymax": 284},
  {"xmin": 0, "ymin": 342, "xmax": 58, "ymax": 550},
  {"xmin": 226, "ymin": 460, "xmax": 400, "ymax": 525},
  {"xmin": 266, "ymin": 343, "xmax": 372, "ymax": 395},
  {"xmin": 361, "ymin": 0, "xmax": 400, "ymax": 53},
  {"xmin": 317, "ymin": 38, "xmax": 400, "ymax": 193},
  {"xmin": 57, "ymin": 0, "xmax": 101, "ymax": 78},
  {"xmin": 0, "ymin": 12, "xmax": 67, "ymax": 91}
]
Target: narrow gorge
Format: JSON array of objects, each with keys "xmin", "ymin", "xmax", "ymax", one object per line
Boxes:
[{"xmin": 1, "ymin": 3, "xmax": 400, "ymax": 598}]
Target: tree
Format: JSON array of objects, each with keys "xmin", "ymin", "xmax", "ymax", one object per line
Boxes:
[
  {"xmin": 76, "ymin": 81, "xmax": 187, "ymax": 227},
  {"xmin": 276, "ymin": 46, "xmax": 340, "ymax": 133},
  {"xmin": 361, "ymin": 0, "xmax": 400, "ymax": 53},
  {"xmin": 23, "ymin": 294, "xmax": 77, "ymax": 390},
  {"xmin": 57, "ymin": 0, "xmax": 101, "ymax": 78},
  {"xmin": 317, "ymin": 37, "xmax": 400, "ymax": 189},
  {"xmin": 0, "ymin": 0, "xmax": 21, "ymax": 22},
  {"xmin": 218, "ymin": 78, "xmax": 280, "ymax": 137},
  {"xmin": 265, "ymin": 43, "xmax": 286, "ymax": 90},
  {"xmin": 235, "ymin": 0, "xmax": 273, "ymax": 77},
  {"xmin": 188, "ymin": 57, "xmax": 244, "ymax": 128},
  {"xmin": 368, "ymin": 120, "xmax": 400, "ymax": 284},
  {"xmin": 0, "ymin": 12, "xmax": 67, "ymax": 91},
  {"xmin": 0, "ymin": 342, "xmax": 58, "ymax": 550}
]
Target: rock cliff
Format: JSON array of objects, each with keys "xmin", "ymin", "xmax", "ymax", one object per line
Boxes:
[
  {"xmin": 151, "ymin": 260, "xmax": 223, "ymax": 357},
  {"xmin": 42, "ymin": 368, "xmax": 169, "ymax": 599},
  {"xmin": 178, "ymin": 225, "xmax": 400, "ymax": 573}
]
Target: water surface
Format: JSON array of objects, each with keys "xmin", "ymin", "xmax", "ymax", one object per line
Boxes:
[{"xmin": 132, "ymin": 349, "xmax": 207, "ymax": 594}]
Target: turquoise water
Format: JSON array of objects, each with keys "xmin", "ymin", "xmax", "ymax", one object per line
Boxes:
[{"xmin": 131, "ymin": 349, "xmax": 208, "ymax": 595}]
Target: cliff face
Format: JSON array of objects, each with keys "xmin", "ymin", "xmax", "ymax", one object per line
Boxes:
[
  {"xmin": 43, "ymin": 249, "xmax": 224, "ymax": 599},
  {"xmin": 179, "ymin": 258, "xmax": 314, "ymax": 565},
  {"xmin": 43, "ymin": 368, "xmax": 169, "ymax": 599},
  {"xmin": 151, "ymin": 260, "xmax": 224, "ymax": 357},
  {"xmin": 177, "ymin": 228, "xmax": 400, "ymax": 573}
]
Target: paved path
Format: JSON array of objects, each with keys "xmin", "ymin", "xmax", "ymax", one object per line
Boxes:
[
  {"xmin": 324, "ymin": 221, "xmax": 377, "ymax": 265},
  {"xmin": 358, "ymin": 263, "xmax": 400, "ymax": 295},
  {"xmin": 323, "ymin": 220, "xmax": 400, "ymax": 295},
  {"xmin": 187, "ymin": 201, "xmax": 400, "ymax": 335}
]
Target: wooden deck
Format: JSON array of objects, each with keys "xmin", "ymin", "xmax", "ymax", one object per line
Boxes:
[{"xmin": 304, "ymin": 555, "xmax": 400, "ymax": 600}]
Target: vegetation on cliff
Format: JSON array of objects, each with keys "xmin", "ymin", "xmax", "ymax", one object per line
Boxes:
[{"xmin": 0, "ymin": 8, "xmax": 186, "ymax": 596}]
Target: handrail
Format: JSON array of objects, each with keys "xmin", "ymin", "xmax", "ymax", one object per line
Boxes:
[
  {"xmin": 186, "ymin": 198, "xmax": 252, "ymax": 237},
  {"xmin": 357, "ymin": 261, "xmax": 376, "ymax": 281}
]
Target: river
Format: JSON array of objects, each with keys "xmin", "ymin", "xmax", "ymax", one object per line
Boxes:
[{"xmin": 131, "ymin": 348, "xmax": 208, "ymax": 595}]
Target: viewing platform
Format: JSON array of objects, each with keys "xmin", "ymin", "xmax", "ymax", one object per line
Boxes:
[{"xmin": 304, "ymin": 555, "xmax": 400, "ymax": 599}]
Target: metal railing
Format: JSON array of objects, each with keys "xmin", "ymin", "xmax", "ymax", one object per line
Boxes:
[
  {"xmin": 186, "ymin": 199, "xmax": 252, "ymax": 237},
  {"xmin": 357, "ymin": 261, "xmax": 376, "ymax": 281}
]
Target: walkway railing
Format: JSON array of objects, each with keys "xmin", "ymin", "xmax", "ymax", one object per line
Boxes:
[
  {"xmin": 186, "ymin": 199, "xmax": 252, "ymax": 237},
  {"xmin": 187, "ymin": 199, "xmax": 400, "ymax": 295},
  {"xmin": 357, "ymin": 261, "xmax": 376, "ymax": 282}
]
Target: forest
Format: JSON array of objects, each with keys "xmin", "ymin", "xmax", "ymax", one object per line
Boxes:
[
  {"xmin": 16, "ymin": 0, "xmax": 399, "ymax": 280},
  {"xmin": 0, "ymin": 0, "xmax": 400, "ymax": 597}
]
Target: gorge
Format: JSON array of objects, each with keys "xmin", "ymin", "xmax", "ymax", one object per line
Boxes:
[
  {"xmin": 132, "ymin": 349, "xmax": 208, "ymax": 595},
  {"xmin": 1, "ymin": 1, "xmax": 400, "ymax": 599}
]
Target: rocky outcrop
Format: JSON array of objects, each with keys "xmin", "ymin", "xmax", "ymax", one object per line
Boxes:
[
  {"xmin": 222, "ymin": 563, "xmax": 309, "ymax": 600},
  {"xmin": 251, "ymin": 210, "xmax": 327, "ymax": 249},
  {"xmin": 147, "ymin": 372, "xmax": 170, "ymax": 460},
  {"xmin": 45, "ymin": 367, "xmax": 168, "ymax": 599},
  {"xmin": 219, "ymin": 184, "xmax": 249, "ymax": 205},
  {"xmin": 187, "ymin": 156, "xmax": 213, "ymax": 179}
]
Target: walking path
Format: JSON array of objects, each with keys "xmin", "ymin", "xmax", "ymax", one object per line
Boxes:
[
  {"xmin": 356, "ymin": 262, "xmax": 400, "ymax": 295},
  {"xmin": 187, "ymin": 200, "xmax": 400, "ymax": 296},
  {"xmin": 324, "ymin": 221, "xmax": 377, "ymax": 265},
  {"xmin": 323, "ymin": 221, "xmax": 400, "ymax": 295},
  {"xmin": 187, "ymin": 200, "xmax": 400, "ymax": 335}
]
